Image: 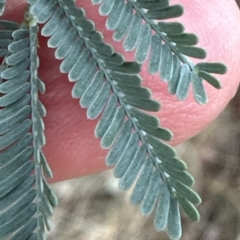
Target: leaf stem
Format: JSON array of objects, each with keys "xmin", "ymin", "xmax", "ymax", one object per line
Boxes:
[
  {"xmin": 60, "ymin": 1, "xmax": 173, "ymax": 193},
  {"xmin": 127, "ymin": 0, "xmax": 195, "ymax": 71}
]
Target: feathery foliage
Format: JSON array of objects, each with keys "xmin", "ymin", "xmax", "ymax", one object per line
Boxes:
[
  {"xmin": 92, "ymin": 0, "xmax": 227, "ymax": 104},
  {"xmin": 0, "ymin": 0, "xmax": 228, "ymax": 240},
  {"xmin": 26, "ymin": 0, "xmax": 204, "ymax": 239},
  {"xmin": 0, "ymin": 10, "xmax": 57, "ymax": 240}
]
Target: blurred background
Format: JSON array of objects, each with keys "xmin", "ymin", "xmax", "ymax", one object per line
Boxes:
[{"xmin": 47, "ymin": 1, "xmax": 240, "ymax": 240}]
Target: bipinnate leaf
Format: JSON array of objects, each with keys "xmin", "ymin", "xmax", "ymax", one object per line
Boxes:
[
  {"xmin": 0, "ymin": 13, "xmax": 56, "ymax": 240},
  {"xmin": 28, "ymin": 1, "xmax": 202, "ymax": 239},
  {"xmin": 93, "ymin": 0, "xmax": 227, "ymax": 105}
]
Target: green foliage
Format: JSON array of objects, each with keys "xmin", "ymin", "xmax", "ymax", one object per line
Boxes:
[
  {"xmin": 0, "ymin": 16, "xmax": 57, "ymax": 240},
  {"xmin": 0, "ymin": 0, "xmax": 228, "ymax": 240},
  {"xmin": 93, "ymin": 0, "xmax": 227, "ymax": 104}
]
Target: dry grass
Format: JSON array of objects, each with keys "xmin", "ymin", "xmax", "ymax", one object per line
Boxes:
[{"xmin": 46, "ymin": 88, "xmax": 240, "ymax": 240}]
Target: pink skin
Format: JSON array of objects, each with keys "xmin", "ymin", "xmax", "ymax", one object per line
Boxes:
[{"xmin": 2, "ymin": 0, "xmax": 240, "ymax": 182}]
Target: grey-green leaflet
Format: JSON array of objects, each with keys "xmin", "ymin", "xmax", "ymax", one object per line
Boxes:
[{"xmin": 0, "ymin": 0, "xmax": 227, "ymax": 240}]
